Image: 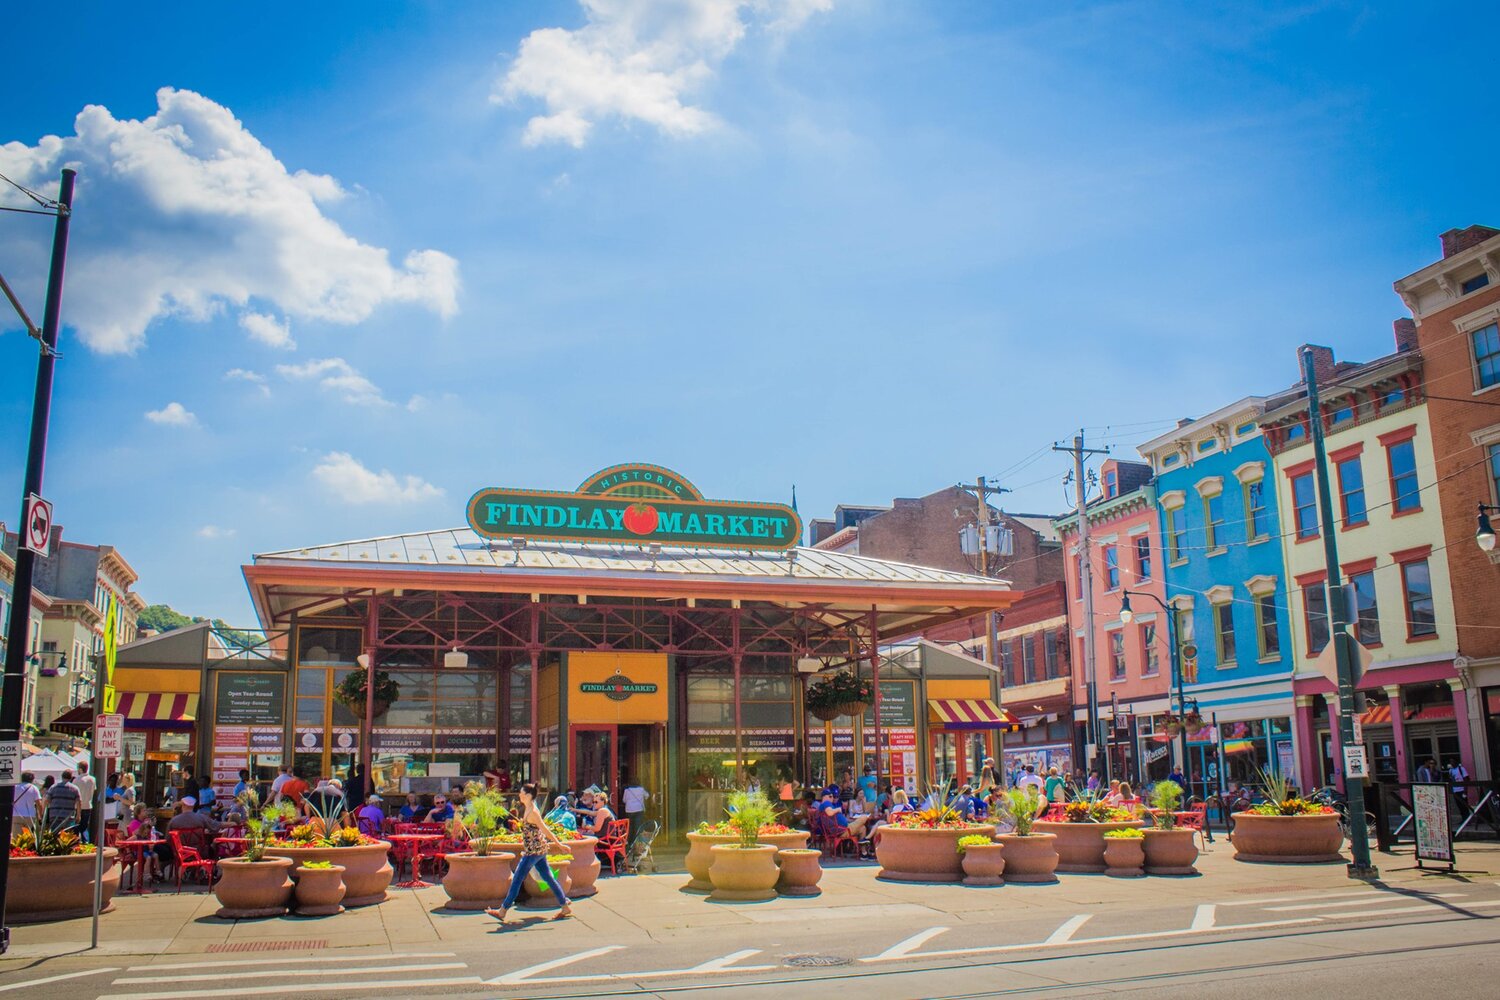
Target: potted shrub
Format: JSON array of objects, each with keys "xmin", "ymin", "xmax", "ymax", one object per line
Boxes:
[
  {"xmin": 1231, "ymin": 768, "xmax": 1345, "ymax": 863},
  {"xmin": 334, "ymin": 669, "xmax": 400, "ymax": 719},
  {"xmin": 1103, "ymin": 828, "xmax": 1145, "ymax": 877},
  {"xmin": 1033, "ymin": 795, "xmax": 1145, "ymax": 872},
  {"xmin": 958, "ymin": 833, "xmax": 1005, "ymax": 886},
  {"xmin": 7, "ymin": 821, "xmax": 120, "ymax": 923},
  {"xmin": 1142, "ymin": 780, "xmax": 1198, "ymax": 875},
  {"xmin": 262, "ymin": 798, "xmax": 393, "ymax": 906},
  {"xmin": 441, "ymin": 782, "xmax": 518, "ymax": 910},
  {"xmin": 519, "ymin": 855, "xmax": 576, "ymax": 907},
  {"xmin": 684, "ymin": 818, "xmax": 808, "ymax": 893},
  {"xmin": 875, "ymin": 787, "xmax": 997, "ymax": 883},
  {"xmin": 995, "ymin": 788, "xmax": 1059, "ymax": 884},
  {"xmin": 215, "ymin": 797, "xmax": 298, "ymax": 918},
  {"xmin": 708, "ymin": 789, "xmax": 781, "ymax": 902},
  {"xmin": 776, "ymin": 849, "xmax": 823, "ymax": 896},
  {"xmin": 294, "ymin": 859, "xmax": 346, "ymax": 916},
  {"xmin": 805, "ymin": 671, "xmax": 874, "ymax": 721}
]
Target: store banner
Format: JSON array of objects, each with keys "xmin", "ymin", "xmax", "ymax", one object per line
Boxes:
[
  {"xmin": 806, "ymin": 729, "xmax": 856, "ymax": 751},
  {"xmin": 863, "ymin": 727, "xmax": 918, "ymax": 751},
  {"xmin": 686, "ymin": 729, "xmax": 795, "ymax": 753}
]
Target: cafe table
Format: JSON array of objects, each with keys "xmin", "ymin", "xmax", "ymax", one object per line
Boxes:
[
  {"xmin": 386, "ymin": 833, "xmax": 443, "ymax": 888},
  {"xmin": 117, "ymin": 837, "xmax": 161, "ymax": 894},
  {"xmin": 213, "ymin": 835, "xmax": 249, "ymax": 859}
]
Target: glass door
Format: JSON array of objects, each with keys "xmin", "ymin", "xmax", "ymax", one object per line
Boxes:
[{"xmin": 571, "ymin": 725, "xmax": 616, "ymax": 798}]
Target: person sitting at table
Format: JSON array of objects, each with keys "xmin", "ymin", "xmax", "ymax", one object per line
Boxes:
[
  {"xmin": 168, "ymin": 799, "xmax": 223, "ymax": 837},
  {"xmin": 356, "ymin": 795, "xmax": 385, "ymax": 836},
  {"xmin": 1102, "ymin": 779, "xmax": 1124, "ymax": 805},
  {"xmin": 545, "ymin": 796, "xmax": 578, "ymax": 831},
  {"xmin": 125, "ymin": 803, "xmax": 169, "ymax": 881},
  {"xmin": 575, "ymin": 791, "xmax": 615, "ymax": 836},
  {"xmin": 1117, "ymin": 782, "xmax": 1139, "ymax": 809},
  {"xmin": 819, "ymin": 788, "xmax": 869, "ymax": 838},
  {"xmin": 399, "ymin": 793, "xmax": 424, "ymax": 823},
  {"xmin": 889, "ymin": 788, "xmax": 913, "ymax": 816},
  {"xmin": 425, "ymin": 794, "xmax": 454, "ymax": 823}
]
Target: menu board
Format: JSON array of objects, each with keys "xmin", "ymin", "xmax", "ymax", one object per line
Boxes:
[
  {"xmin": 861, "ymin": 680, "xmax": 917, "ymax": 728},
  {"xmin": 215, "ymin": 672, "xmax": 286, "ymax": 727},
  {"xmin": 1412, "ymin": 782, "xmax": 1453, "ymax": 867}
]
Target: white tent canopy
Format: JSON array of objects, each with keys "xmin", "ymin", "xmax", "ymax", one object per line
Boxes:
[{"xmin": 21, "ymin": 750, "xmax": 76, "ymax": 778}]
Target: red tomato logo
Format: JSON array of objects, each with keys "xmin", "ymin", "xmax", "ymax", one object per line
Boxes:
[{"xmin": 622, "ymin": 502, "xmax": 659, "ymax": 535}]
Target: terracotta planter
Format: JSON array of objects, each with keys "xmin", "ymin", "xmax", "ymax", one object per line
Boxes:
[
  {"xmin": 995, "ymin": 833, "xmax": 1058, "ymax": 884},
  {"xmin": 1142, "ymin": 828, "xmax": 1199, "ymax": 875},
  {"xmin": 263, "ymin": 842, "xmax": 393, "ymax": 906},
  {"xmin": 6, "ymin": 848, "xmax": 120, "ymax": 923},
  {"xmin": 776, "ymin": 849, "xmax": 823, "ymax": 897},
  {"xmin": 960, "ymin": 842, "xmax": 1006, "ymax": 886},
  {"xmin": 1230, "ymin": 812, "xmax": 1345, "ymax": 864},
  {"xmin": 294, "ymin": 864, "xmax": 346, "ymax": 916},
  {"xmin": 1033, "ymin": 820, "xmax": 1146, "ymax": 872},
  {"xmin": 440, "ymin": 851, "xmax": 516, "ymax": 910},
  {"xmin": 1103, "ymin": 838, "xmax": 1145, "ymax": 877},
  {"xmin": 519, "ymin": 859, "xmax": 573, "ymax": 908},
  {"xmin": 875, "ymin": 825, "xmax": 997, "ymax": 883},
  {"xmin": 708, "ymin": 844, "xmax": 779, "ymax": 902},
  {"xmin": 684, "ymin": 830, "xmax": 810, "ymax": 892},
  {"xmin": 214, "ymin": 857, "xmax": 294, "ymax": 918},
  {"xmin": 561, "ymin": 836, "xmax": 601, "ymax": 897}
]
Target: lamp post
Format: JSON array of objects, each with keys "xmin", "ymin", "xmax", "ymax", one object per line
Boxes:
[
  {"xmin": 1476, "ymin": 504, "xmax": 1499, "ymax": 552},
  {"xmin": 1119, "ymin": 590, "xmax": 1190, "ymax": 797}
]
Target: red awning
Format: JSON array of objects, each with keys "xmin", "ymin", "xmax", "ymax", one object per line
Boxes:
[
  {"xmin": 1406, "ymin": 703, "xmax": 1455, "ymax": 723},
  {"xmin": 1360, "ymin": 704, "xmax": 1392, "ymax": 725},
  {"xmin": 117, "ymin": 692, "xmax": 198, "ymax": 729},
  {"xmin": 50, "ymin": 704, "xmax": 95, "ymax": 733},
  {"xmin": 928, "ymin": 699, "xmax": 1020, "ymax": 731}
]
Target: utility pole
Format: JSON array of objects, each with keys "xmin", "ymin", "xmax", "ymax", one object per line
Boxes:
[
  {"xmin": 964, "ymin": 476, "xmax": 1010, "ymax": 771},
  {"xmin": 1301, "ymin": 346, "xmax": 1378, "ymax": 880},
  {"xmin": 1054, "ymin": 433, "xmax": 1110, "ymax": 783},
  {"xmin": 0, "ymin": 168, "xmax": 77, "ymax": 953}
]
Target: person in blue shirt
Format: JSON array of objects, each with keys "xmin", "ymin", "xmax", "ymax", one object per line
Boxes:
[
  {"xmin": 232, "ymin": 769, "xmax": 250, "ymax": 802},
  {"xmin": 856, "ymin": 765, "xmax": 878, "ymax": 807},
  {"xmin": 424, "ymin": 794, "xmax": 454, "ymax": 823},
  {"xmin": 399, "ymin": 793, "xmax": 423, "ymax": 823},
  {"xmin": 195, "ymin": 776, "xmax": 217, "ymax": 815}
]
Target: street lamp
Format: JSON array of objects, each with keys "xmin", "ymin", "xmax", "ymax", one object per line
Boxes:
[
  {"xmin": 1476, "ymin": 503, "xmax": 1499, "ymax": 552},
  {"xmin": 1119, "ymin": 590, "xmax": 1192, "ymax": 797}
]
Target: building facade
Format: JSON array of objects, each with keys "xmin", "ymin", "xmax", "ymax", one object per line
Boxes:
[
  {"xmin": 0, "ymin": 543, "xmax": 53, "ymax": 738},
  {"xmin": 1393, "ymin": 224, "xmax": 1500, "ymax": 778},
  {"xmin": 989, "ymin": 581, "xmax": 1073, "ymax": 779},
  {"xmin": 1139, "ymin": 398, "xmax": 1298, "ymax": 797}
]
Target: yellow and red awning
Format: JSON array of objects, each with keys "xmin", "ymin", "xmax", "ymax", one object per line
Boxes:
[
  {"xmin": 928, "ymin": 698, "xmax": 1019, "ymax": 731},
  {"xmin": 118, "ymin": 692, "xmax": 198, "ymax": 728}
]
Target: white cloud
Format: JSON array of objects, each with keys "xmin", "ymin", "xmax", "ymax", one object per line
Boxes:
[
  {"xmin": 497, "ymin": 0, "xmax": 832, "ymax": 147},
  {"xmin": 225, "ymin": 368, "xmax": 271, "ymax": 397},
  {"xmin": 197, "ymin": 525, "xmax": 237, "ymax": 539},
  {"xmin": 145, "ymin": 402, "xmax": 198, "ymax": 427},
  {"xmin": 239, "ymin": 312, "xmax": 295, "ymax": 350},
  {"xmin": 311, "ymin": 452, "xmax": 444, "ymax": 505},
  {"xmin": 0, "ymin": 87, "xmax": 460, "ymax": 353},
  {"xmin": 276, "ymin": 356, "xmax": 388, "ymax": 406}
]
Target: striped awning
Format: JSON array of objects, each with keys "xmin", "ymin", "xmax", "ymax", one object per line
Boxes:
[
  {"xmin": 928, "ymin": 699, "xmax": 1019, "ymax": 731},
  {"xmin": 118, "ymin": 692, "xmax": 198, "ymax": 728},
  {"xmin": 1359, "ymin": 704, "xmax": 1392, "ymax": 725}
]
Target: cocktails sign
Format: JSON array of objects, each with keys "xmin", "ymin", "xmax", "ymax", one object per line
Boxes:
[{"xmin": 467, "ymin": 464, "xmax": 802, "ymax": 551}]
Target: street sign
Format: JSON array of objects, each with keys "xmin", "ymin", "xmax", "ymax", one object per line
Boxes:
[
  {"xmin": 1343, "ymin": 744, "xmax": 1369, "ymax": 779},
  {"xmin": 21, "ymin": 493, "xmax": 52, "ymax": 556},
  {"xmin": 95, "ymin": 713, "xmax": 124, "ymax": 758},
  {"xmin": 1412, "ymin": 782, "xmax": 1454, "ymax": 869},
  {"xmin": 1313, "ymin": 635, "xmax": 1374, "ymax": 685},
  {"xmin": 1352, "ymin": 718, "xmax": 1363, "ymax": 744},
  {"xmin": 0, "ymin": 740, "xmax": 21, "ymax": 786}
]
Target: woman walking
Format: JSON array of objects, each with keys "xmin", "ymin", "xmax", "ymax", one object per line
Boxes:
[{"xmin": 487, "ymin": 782, "xmax": 573, "ymax": 924}]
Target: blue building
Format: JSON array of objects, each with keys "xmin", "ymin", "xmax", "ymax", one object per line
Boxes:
[{"xmin": 1138, "ymin": 398, "xmax": 1297, "ymax": 795}]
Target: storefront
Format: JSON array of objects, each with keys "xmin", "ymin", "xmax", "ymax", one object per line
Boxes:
[{"xmin": 240, "ymin": 465, "xmax": 1018, "ymax": 840}]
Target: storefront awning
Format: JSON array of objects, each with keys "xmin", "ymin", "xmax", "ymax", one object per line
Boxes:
[
  {"xmin": 928, "ymin": 699, "xmax": 1019, "ymax": 731},
  {"xmin": 1360, "ymin": 704, "xmax": 1391, "ymax": 725},
  {"xmin": 50, "ymin": 704, "xmax": 95, "ymax": 733},
  {"xmin": 1406, "ymin": 703, "xmax": 1455, "ymax": 723},
  {"xmin": 118, "ymin": 692, "xmax": 198, "ymax": 728}
]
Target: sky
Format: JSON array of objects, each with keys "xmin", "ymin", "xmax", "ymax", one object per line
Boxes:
[{"xmin": 1, "ymin": 1, "xmax": 1496, "ymax": 624}]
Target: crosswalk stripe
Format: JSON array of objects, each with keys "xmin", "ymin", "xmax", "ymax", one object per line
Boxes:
[
  {"xmin": 1268, "ymin": 894, "xmax": 1462, "ymax": 912},
  {"xmin": 126, "ymin": 952, "xmax": 456, "ymax": 972},
  {"xmin": 99, "ymin": 976, "xmax": 483, "ymax": 1000},
  {"xmin": 115, "ymin": 962, "xmax": 467, "ymax": 985},
  {"xmin": 0, "ymin": 970, "xmax": 117, "ymax": 993}
]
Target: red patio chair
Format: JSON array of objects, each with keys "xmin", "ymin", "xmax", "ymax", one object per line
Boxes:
[
  {"xmin": 169, "ymin": 830, "xmax": 217, "ymax": 892},
  {"xmin": 596, "ymin": 819, "xmax": 630, "ymax": 875},
  {"xmin": 814, "ymin": 811, "xmax": 859, "ymax": 858},
  {"xmin": 1177, "ymin": 803, "xmax": 1211, "ymax": 850}
]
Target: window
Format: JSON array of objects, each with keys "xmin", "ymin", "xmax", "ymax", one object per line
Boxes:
[
  {"xmin": 1109, "ymin": 632, "xmax": 1126, "ymax": 680},
  {"xmin": 1074, "ymin": 554, "xmax": 1084, "ymax": 600},
  {"xmin": 1292, "ymin": 473, "xmax": 1319, "ymax": 538},
  {"xmin": 1197, "ymin": 438, "xmax": 1216, "ymax": 454},
  {"xmin": 1163, "ymin": 454, "xmax": 1181, "ymax": 468},
  {"xmin": 1215, "ymin": 603, "xmax": 1236, "ymax": 665},
  {"xmin": 1104, "ymin": 546, "xmax": 1120, "ymax": 589},
  {"xmin": 1135, "ymin": 535, "xmax": 1152, "ymax": 581},
  {"xmin": 1166, "ymin": 508, "xmax": 1186, "ymax": 562},
  {"xmin": 1000, "ymin": 640, "xmax": 1016, "ymax": 687},
  {"xmin": 1256, "ymin": 594, "xmax": 1280, "ymax": 658},
  {"xmin": 1490, "ymin": 443, "xmax": 1500, "ymax": 502},
  {"xmin": 1386, "ymin": 439, "xmax": 1421, "ymax": 512},
  {"xmin": 1235, "ymin": 421, "xmax": 1257, "ymax": 436},
  {"xmin": 1044, "ymin": 631, "xmax": 1059, "ymax": 679},
  {"xmin": 1350, "ymin": 570, "xmax": 1380, "ymax": 646},
  {"xmin": 1474, "ymin": 323, "xmax": 1500, "ymax": 389},
  {"xmin": 1382, "ymin": 387, "xmax": 1405, "ymax": 407},
  {"xmin": 1245, "ymin": 480, "xmax": 1268, "ymax": 540},
  {"xmin": 1141, "ymin": 623, "xmax": 1158, "ymax": 676},
  {"xmin": 1022, "ymin": 635, "xmax": 1037, "ymax": 684},
  {"xmin": 1303, "ymin": 581, "xmax": 1330, "ymax": 656},
  {"xmin": 1287, "ymin": 422, "xmax": 1307, "ymax": 442},
  {"xmin": 1330, "ymin": 401, "xmax": 1355, "ymax": 425},
  {"xmin": 1204, "ymin": 493, "xmax": 1226, "ymax": 550},
  {"xmin": 1337, "ymin": 457, "xmax": 1367, "ymax": 526},
  {"xmin": 1104, "ymin": 469, "xmax": 1118, "ymax": 498},
  {"xmin": 1175, "ymin": 607, "xmax": 1194, "ymax": 659},
  {"xmin": 1463, "ymin": 273, "xmax": 1491, "ymax": 295},
  {"xmin": 1401, "ymin": 559, "xmax": 1437, "ymax": 638}
]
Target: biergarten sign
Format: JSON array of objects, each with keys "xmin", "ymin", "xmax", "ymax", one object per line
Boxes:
[{"xmin": 467, "ymin": 464, "xmax": 802, "ymax": 552}]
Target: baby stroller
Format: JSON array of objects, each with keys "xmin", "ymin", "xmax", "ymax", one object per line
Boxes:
[{"xmin": 625, "ymin": 819, "xmax": 660, "ymax": 873}]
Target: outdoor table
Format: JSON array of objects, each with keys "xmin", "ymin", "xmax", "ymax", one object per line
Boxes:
[
  {"xmin": 117, "ymin": 838, "xmax": 161, "ymax": 894},
  {"xmin": 213, "ymin": 836, "xmax": 249, "ymax": 859},
  {"xmin": 387, "ymin": 833, "xmax": 442, "ymax": 888}
]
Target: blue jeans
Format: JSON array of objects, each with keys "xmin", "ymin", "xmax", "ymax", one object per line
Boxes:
[{"xmin": 502, "ymin": 854, "xmax": 569, "ymax": 909}]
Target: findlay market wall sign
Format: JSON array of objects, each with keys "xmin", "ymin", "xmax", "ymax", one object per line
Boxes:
[{"xmin": 467, "ymin": 463, "xmax": 802, "ymax": 552}]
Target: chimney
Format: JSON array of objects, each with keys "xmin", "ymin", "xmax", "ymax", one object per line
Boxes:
[
  {"xmin": 1299, "ymin": 344, "xmax": 1337, "ymax": 385},
  {"xmin": 1440, "ymin": 225, "xmax": 1500, "ymax": 259},
  {"xmin": 1393, "ymin": 317, "xmax": 1418, "ymax": 352}
]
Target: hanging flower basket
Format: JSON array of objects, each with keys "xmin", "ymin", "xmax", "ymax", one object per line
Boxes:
[
  {"xmin": 806, "ymin": 672, "xmax": 874, "ymax": 721},
  {"xmin": 333, "ymin": 670, "xmax": 399, "ymax": 720},
  {"xmin": 809, "ymin": 704, "xmax": 843, "ymax": 722},
  {"xmin": 835, "ymin": 701, "xmax": 870, "ymax": 719},
  {"xmin": 1183, "ymin": 712, "xmax": 1205, "ymax": 736},
  {"xmin": 1162, "ymin": 715, "xmax": 1184, "ymax": 737}
]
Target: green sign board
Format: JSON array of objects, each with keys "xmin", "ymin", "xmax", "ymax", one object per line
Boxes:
[
  {"xmin": 467, "ymin": 464, "xmax": 802, "ymax": 552},
  {"xmin": 862, "ymin": 680, "xmax": 917, "ymax": 728},
  {"xmin": 214, "ymin": 671, "xmax": 286, "ymax": 727}
]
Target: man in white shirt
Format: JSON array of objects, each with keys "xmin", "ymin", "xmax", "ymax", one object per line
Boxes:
[
  {"xmin": 74, "ymin": 762, "xmax": 98, "ymax": 842},
  {"xmin": 270, "ymin": 764, "xmax": 291, "ymax": 803},
  {"xmin": 12, "ymin": 772, "xmax": 40, "ymax": 838},
  {"xmin": 1016, "ymin": 765, "xmax": 1045, "ymax": 793},
  {"xmin": 621, "ymin": 779, "xmax": 650, "ymax": 845}
]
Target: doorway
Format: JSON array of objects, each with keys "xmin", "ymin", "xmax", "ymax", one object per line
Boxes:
[
  {"xmin": 569, "ymin": 723, "xmax": 664, "ymax": 816},
  {"xmin": 930, "ymin": 730, "xmax": 991, "ymax": 791}
]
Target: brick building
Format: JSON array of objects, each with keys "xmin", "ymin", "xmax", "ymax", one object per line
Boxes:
[{"xmin": 1394, "ymin": 224, "xmax": 1500, "ymax": 778}]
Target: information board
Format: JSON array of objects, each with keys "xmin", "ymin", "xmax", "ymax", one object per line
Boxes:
[
  {"xmin": 1412, "ymin": 782, "xmax": 1454, "ymax": 868},
  {"xmin": 215, "ymin": 672, "xmax": 286, "ymax": 727},
  {"xmin": 861, "ymin": 680, "xmax": 917, "ymax": 728}
]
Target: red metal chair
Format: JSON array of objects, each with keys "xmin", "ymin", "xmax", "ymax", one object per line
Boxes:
[
  {"xmin": 1177, "ymin": 803, "xmax": 1211, "ymax": 850},
  {"xmin": 813, "ymin": 810, "xmax": 859, "ymax": 858},
  {"xmin": 596, "ymin": 819, "xmax": 630, "ymax": 875},
  {"xmin": 357, "ymin": 813, "xmax": 382, "ymax": 838},
  {"xmin": 169, "ymin": 830, "xmax": 217, "ymax": 892}
]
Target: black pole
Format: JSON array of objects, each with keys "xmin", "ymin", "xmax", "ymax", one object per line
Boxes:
[
  {"xmin": 0, "ymin": 168, "xmax": 76, "ymax": 953},
  {"xmin": 1167, "ymin": 596, "xmax": 1192, "ymax": 798}
]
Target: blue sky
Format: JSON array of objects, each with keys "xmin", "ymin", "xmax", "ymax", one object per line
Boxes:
[{"xmin": 0, "ymin": 1, "xmax": 1495, "ymax": 624}]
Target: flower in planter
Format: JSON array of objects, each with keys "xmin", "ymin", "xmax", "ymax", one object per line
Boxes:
[
  {"xmin": 955, "ymin": 834, "xmax": 994, "ymax": 855},
  {"xmin": 725, "ymin": 789, "xmax": 778, "ymax": 849},
  {"xmin": 11, "ymin": 823, "xmax": 96, "ymax": 857},
  {"xmin": 1104, "ymin": 828, "xmax": 1144, "ymax": 840},
  {"xmin": 695, "ymin": 820, "xmax": 790, "ymax": 836},
  {"xmin": 301, "ymin": 860, "xmax": 337, "ymax": 869}
]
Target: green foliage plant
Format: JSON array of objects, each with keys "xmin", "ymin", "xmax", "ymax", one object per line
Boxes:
[
  {"xmin": 805, "ymin": 671, "xmax": 875, "ymax": 715},
  {"xmin": 1104, "ymin": 828, "xmax": 1144, "ymax": 839},
  {"xmin": 1148, "ymin": 780, "xmax": 1184, "ymax": 829},
  {"xmin": 300, "ymin": 860, "xmax": 335, "ymax": 869},
  {"xmin": 239, "ymin": 790, "xmax": 298, "ymax": 862},
  {"xmin": 334, "ymin": 669, "xmax": 401, "ymax": 711},
  {"xmin": 725, "ymin": 788, "xmax": 777, "ymax": 849},
  {"xmin": 956, "ymin": 833, "xmax": 994, "ymax": 855},
  {"xmin": 1256, "ymin": 765, "xmax": 1293, "ymax": 808},
  {"xmin": 1004, "ymin": 788, "xmax": 1042, "ymax": 836},
  {"xmin": 455, "ymin": 780, "xmax": 511, "ymax": 856}
]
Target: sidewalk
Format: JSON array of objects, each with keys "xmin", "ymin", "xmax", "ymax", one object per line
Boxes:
[{"xmin": 4, "ymin": 841, "xmax": 1495, "ymax": 963}]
